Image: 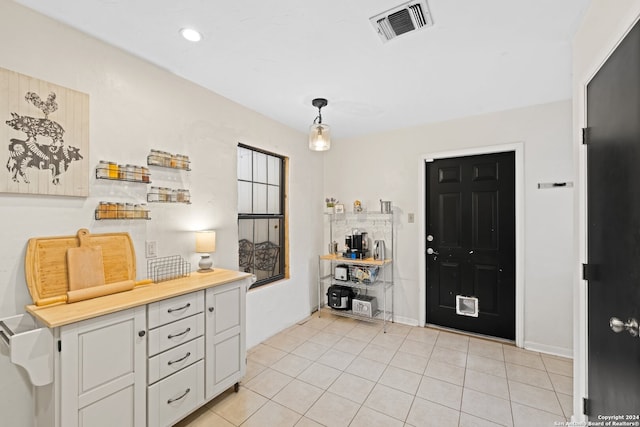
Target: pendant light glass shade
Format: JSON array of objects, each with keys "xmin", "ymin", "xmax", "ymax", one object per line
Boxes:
[
  {"xmin": 309, "ymin": 123, "xmax": 331, "ymax": 151},
  {"xmin": 309, "ymin": 98, "xmax": 331, "ymax": 151}
]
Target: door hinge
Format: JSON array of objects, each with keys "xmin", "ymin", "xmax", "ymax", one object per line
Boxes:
[
  {"xmin": 583, "ymin": 397, "xmax": 590, "ymax": 415},
  {"xmin": 582, "ymin": 263, "xmax": 590, "ymax": 281},
  {"xmin": 582, "ymin": 127, "xmax": 590, "ymax": 145},
  {"xmin": 57, "ymin": 340, "xmax": 62, "ymax": 352},
  {"xmin": 582, "ymin": 263, "xmax": 597, "ymax": 281}
]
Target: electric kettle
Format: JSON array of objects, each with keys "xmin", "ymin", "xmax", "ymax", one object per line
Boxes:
[{"xmin": 373, "ymin": 240, "xmax": 386, "ymax": 260}]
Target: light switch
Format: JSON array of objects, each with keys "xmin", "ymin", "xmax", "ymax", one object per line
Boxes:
[
  {"xmin": 408, "ymin": 213, "xmax": 415, "ymax": 223},
  {"xmin": 146, "ymin": 241, "xmax": 157, "ymax": 258}
]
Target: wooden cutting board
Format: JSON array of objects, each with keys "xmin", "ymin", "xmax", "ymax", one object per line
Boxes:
[
  {"xmin": 25, "ymin": 228, "xmax": 136, "ymax": 305},
  {"xmin": 67, "ymin": 229, "xmax": 105, "ymax": 290}
]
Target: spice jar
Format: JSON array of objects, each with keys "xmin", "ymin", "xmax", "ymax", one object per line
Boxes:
[
  {"xmin": 108, "ymin": 162, "xmax": 118, "ymax": 179},
  {"xmin": 141, "ymin": 166, "xmax": 150, "ymax": 183},
  {"xmin": 97, "ymin": 161, "xmax": 109, "ymax": 179},
  {"xmin": 148, "ymin": 150, "xmax": 160, "ymax": 166},
  {"xmin": 116, "ymin": 202, "xmax": 125, "ymax": 219},
  {"xmin": 148, "ymin": 187, "xmax": 160, "ymax": 202},
  {"xmin": 96, "ymin": 201, "xmax": 106, "ymax": 220},
  {"xmin": 107, "ymin": 202, "xmax": 117, "ymax": 219},
  {"xmin": 125, "ymin": 203, "xmax": 134, "ymax": 219}
]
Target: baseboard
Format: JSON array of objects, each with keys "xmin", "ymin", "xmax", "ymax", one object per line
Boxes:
[
  {"xmin": 523, "ymin": 340, "xmax": 573, "ymax": 359},
  {"xmin": 392, "ymin": 315, "xmax": 419, "ymax": 327}
]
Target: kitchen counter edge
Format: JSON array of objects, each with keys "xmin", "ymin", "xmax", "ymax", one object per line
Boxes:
[{"xmin": 25, "ymin": 268, "xmax": 251, "ymax": 328}]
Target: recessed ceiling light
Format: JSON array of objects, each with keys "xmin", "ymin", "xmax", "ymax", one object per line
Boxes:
[{"xmin": 180, "ymin": 28, "xmax": 202, "ymax": 42}]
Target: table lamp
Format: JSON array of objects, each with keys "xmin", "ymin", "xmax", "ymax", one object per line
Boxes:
[{"xmin": 196, "ymin": 230, "xmax": 216, "ymax": 272}]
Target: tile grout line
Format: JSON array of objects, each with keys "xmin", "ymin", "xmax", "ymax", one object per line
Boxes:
[{"xmin": 214, "ymin": 315, "xmax": 575, "ymax": 427}]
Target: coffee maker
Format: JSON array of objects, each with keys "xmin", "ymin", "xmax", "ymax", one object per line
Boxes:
[{"xmin": 345, "ymin": 230, "xmax": 369, "ymax": 259}]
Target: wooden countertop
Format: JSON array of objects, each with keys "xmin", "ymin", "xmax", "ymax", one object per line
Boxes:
[
  {"xmin": 26, "ymin": 268, "xmax": 251, "ymax": 328},
  {"xmin": 319, "ymin": 254, "xmax": 392, "ymax": 266}
]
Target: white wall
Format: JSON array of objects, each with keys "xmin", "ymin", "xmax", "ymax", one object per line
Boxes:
[
  {"xmin": 324, "ymin": 100, "xmax": 575, "ymax": 356},
  {"xmin": 572, "ymin": 0, "xmax": 640, "ymax": 422},
  {"xmin": 0, "ymin": 2, "xmax": 323, "ymax": 426}
]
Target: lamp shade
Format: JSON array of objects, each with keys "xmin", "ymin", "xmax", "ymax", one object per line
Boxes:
[
  {"xmin": 195, "ymin": 230, "xmax": 216, "ymax": 253},
  {"xmin": 309, "ymin": 123, "xmax": 331, "ymax": 151}
]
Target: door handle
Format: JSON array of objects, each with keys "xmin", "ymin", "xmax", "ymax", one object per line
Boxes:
[
  {"xmin": 609, "ymin": 317, "xmax": 639, "ymax": 337},
  {"xmin": 427, "ymin": 248, "xmax": 439, "ymax": 255}
]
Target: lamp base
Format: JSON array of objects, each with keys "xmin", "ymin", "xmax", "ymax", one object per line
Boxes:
[{"xmin": 198, "ymin": 254, "xmax": 214, "ymax": 272}]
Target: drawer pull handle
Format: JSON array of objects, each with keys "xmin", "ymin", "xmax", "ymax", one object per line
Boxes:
[
  {"xmin": 167, "ymin": 327, "xmax": 191, "ymax": 339},
  {"xmin": 167, "ymin": 388, "xmax": 191, "ymax": 404},
  {"xmin": 167, "ymin": 303, "xmax": 191, "ymax": 313},
  {"xmin": 168, "ymin": 352, "xmax": 191, "ymax": 366},
  {"xmin": 0, "ymin": 330, "xmax": 9, "ymax": 345}
]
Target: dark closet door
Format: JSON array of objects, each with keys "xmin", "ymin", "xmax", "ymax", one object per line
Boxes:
[
  {"xmin": 426, "ymin": 151, "xmax": 515, "ymax": 340},
  {"xmin": 586, "ymin": 18, "xmax": 640, "ymax": 416}
]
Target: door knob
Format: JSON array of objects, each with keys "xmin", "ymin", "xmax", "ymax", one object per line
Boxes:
[
  {"xmin": 609, "ymin": 317, "xmax": 639, "ymax": 337},
  {"xmin": 427, "ymin": 248, "xmax": 439, "ymax": 255}
]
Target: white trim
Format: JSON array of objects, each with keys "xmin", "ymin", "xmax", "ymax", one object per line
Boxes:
[
  {"xmin": 419, "ymin": 142, "xmax": 525, "ymax": 348},
  {"xmin": 393, "ymin": 315, "xmax": 420, "ymax": 327},
  {"xmin": 574, "ymin": 11, "xmax": 640, "ymax": 423},
  {"xmin": 524, "ymin": 340, "xmax": 573, "ymax": 359}
]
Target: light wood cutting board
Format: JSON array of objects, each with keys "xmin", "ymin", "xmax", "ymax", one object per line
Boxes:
[
  {"xmin": 67, "ymin": 229, "xmax": 105, "ymax": 290},
  {"xmin": 25, "ymin": 228, "xmax": 136, "ymax": 305}
]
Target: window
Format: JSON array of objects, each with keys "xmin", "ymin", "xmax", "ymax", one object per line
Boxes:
[{"xmin": 237, "ymin": 144, "xmax": 286, "ymax": 288}]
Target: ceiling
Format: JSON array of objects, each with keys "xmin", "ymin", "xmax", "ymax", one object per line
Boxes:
[{"xmin": 15, "ymin": 0, "xmax": 591, "ymax": 139}]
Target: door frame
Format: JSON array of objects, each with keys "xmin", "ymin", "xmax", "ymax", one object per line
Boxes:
[
  {"xmin": 419, "ymin": 142, "xmax": 524, "ymax": 348},
  {"xmin": 575, "ymin": 9, "xmax": 640, "ymax": 423}
]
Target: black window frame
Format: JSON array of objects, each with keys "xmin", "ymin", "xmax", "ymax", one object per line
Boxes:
[{"xmin": 237, "ymin": 143, "xmax": 286, "ymax": 289}]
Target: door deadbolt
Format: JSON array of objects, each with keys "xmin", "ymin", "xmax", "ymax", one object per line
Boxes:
[
  {"xmin": 427, "ymin": 235, "xmax": 434, "ymax": 242},
  {"xmin": 609, "ymin": 317, "xmax": 639, "ymax": 337}
]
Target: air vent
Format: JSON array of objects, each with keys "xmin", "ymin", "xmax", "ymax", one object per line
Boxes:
[{"xmin": 370, "ymin": 0, "xmax": 434, "ymax": 43}]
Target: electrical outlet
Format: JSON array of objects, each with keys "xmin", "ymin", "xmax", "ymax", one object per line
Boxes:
[
  {"xmin": 408, "ymin": 213, "xmax": 415, "ymax": 223},
  {"xmin": 146, "ymin": 241, "xmax": 157, "ymax": 258}
]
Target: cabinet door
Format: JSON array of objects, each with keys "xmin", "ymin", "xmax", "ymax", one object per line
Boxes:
[
  {"xmin": 204, "ymin": 280, "xmax": 247, "ymax": 400},
  {"xmin": 59, "ymin": 307, "xmax": 146, "ymax": 427}
]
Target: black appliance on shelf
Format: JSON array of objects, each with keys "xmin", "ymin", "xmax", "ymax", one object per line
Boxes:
[
  {"xmin": 327, "ymin": 285, "xmax": 354, "ymax": 310},
  {"xmin": 343, "ymin": 230, "xmax": 369, "ymax": 259}
]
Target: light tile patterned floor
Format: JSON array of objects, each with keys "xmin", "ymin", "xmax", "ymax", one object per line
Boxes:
[{"xmin": 176, "ymin": 313, "xmax": 573, "ymax": 427}]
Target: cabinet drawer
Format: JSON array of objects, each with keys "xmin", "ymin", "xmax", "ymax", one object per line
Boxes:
[
  {"xmin": 148, "ymin": 360, "xmax": 205, "ymax": 427},
  {"xmin": 148, "ymin": 336, "xmax": 205, "ymax": 385},
  {"xmin": 148, "ymin": 291, "xmax": 204, "ymax": 329},
  {"xmin": 0, "ymin": 314, "xmax": 53, "ymax": 386},
  {"xmin": 148, "ymin": 313, "xmax": 204, "ymax": 357}
]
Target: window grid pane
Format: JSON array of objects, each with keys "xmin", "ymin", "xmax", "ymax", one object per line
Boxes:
[
  {"xmin": 237, "ymin": 144, "xmax": 285, "ymax": 288},
  {"xmin": 238, "ymin": 181, "xmax": 252, "ymax": 214},
  {"xmin": 253, "ymin": 183, "xmax": 268, "ymax": 213},
  {"xmin": 253, "ymin": 152, "xmax": 267, "ymax": 183},
  {"xmin": 237, "ymin": 147, "xmax": 253, "ymax": 181}
]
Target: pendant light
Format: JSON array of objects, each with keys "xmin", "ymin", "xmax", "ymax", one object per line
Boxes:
[{"xmin": 309, "ymin": 98, "xmax": 331, "ymax": 151}]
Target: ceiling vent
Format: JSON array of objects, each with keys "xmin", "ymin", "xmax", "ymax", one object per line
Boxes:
[{"xmin": 370, "ymin": 0, "xmax": 434, "ymax": 43}]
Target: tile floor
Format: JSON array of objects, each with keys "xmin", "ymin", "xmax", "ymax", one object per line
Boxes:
[{"xmin": 176, "ymin": 313, "xmax": 573, "ymax": 427}]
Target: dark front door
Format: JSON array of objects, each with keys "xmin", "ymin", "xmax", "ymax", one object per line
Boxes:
[
  {"xmin": 586, "ymin": 19, "xmax": 640, "ymax": 417},
  {"xmin": 426, "ymin": 152, "xmax": 515, "ymax": 340}
]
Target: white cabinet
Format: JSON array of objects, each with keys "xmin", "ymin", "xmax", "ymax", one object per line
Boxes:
[
  {"xmin": 4, "ymin": 270, "xmax": 250, "ymax": 427},
  {"xmin": 147, "ymin": 361, "xmax": 204, "ymax": 426},
  {"xmin": 147, "ymin": 291, "xmax": 205, "ymax": 427},
  {"xmin": 58, "ymin": 307, "xmax": 146, "ymax": 427},
  {"xmin": 205, "ymin": 280, "xmax": 246, "ymax": 400}
]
